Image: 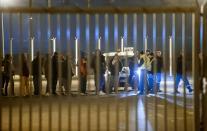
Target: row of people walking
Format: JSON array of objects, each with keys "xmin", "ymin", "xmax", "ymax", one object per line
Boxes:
[{"xmin": 1, "ymin": 49, "xmax": 193, "ymax": 96}]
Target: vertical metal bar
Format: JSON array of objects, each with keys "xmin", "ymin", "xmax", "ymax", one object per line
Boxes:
[
  {"xmin": 58, "ymin": 102, "xmax": 62, "ymax": 131},
  {"xmin": 152, "ymin": 13, "xmax": 158, "ymax": 131},
  {"xmin": 0, "ymin": 103, "xmax": 2, "ymax": 131},
  {"xmin": 95, "ymin": 14, "xmax": 99, "ymax": 50},
  {"xmin": 124, "ymin": 14, "xmax": 127, "ymax": 48},
  {"xmin": 124, "ymin": 14, "xmax": 128, "ymax": 88},
  {"xmin": 86, "ymin": 14, "xmax": 90, "ymax": 94},
  {"xmin": 47, "ymin": 12, "xmax": 52, "ymax": 95},
  {"xmin": 38, "ymin": 13, "xmax": 42, "ymax": 131},
  {"xmin": 143, "ymin": 14, "xmax": 147, "ymax": 52},
  {"xmin": 106, "ymin": 101, "xmax": 110, "ymax": 131},
  {"xmin": 56, "ymin": 14, "xmax": 62, "ymax": 131},
  {"xmin": 105, "ymin": 14, "xmax": 109, "ymax": 95},
  {"xmin": 86, "ymin": 14, "xmax": 90, "ymax": 131},
  {"xmin": 181, "ymin": 13, "xmax": 187, "ymax": 131},
  {"xmin": 116, "ymin": 98, "xmax": 120, "ymax": 131},
  {"xmin": 19, "ymin": 13, "xmax": 23, "ymax": 131},
  {"xmin": 29, "ymin": 102, "xmax": 32, "ymax": 131},
  {"xmin": 87, "ymin": 101, "xmax": 91, "ymax": 131},
  {"xmin": 66, "ymin": 14, "xmax": 71, "ymax": 95},
  {"xmin": 143, "ymin": 13, "xmax": 148, "ymax": 131},
  {"xmin": 47, "ymin": 1, "xmax": 52, "ymax": 131},
  {"xmin": 97, "ymin": 101, "xmax": 100, "ymax": 131},
  {"xmin": 68, "ymin": 102, "xmax": 71, "ymax": 131},
  {"xmin": 125, "ymin": 98, "xmax": 129, "ymax": 131},
  {"xmin": 28, "ymin": 7, "xmax": 33, "ymax": 131},
  {"xmin": 39, "ymin": 101, "xmax": 42, "ymax": 131},
  {"xmin": 9, "ymin": 14, "xmax": 13, "ymax": 57},
  {"xmin": 48, "ymin": 101, "xmax": 52, "ymax": 131},
  {"xmin": 133, "ymin": 13, "xmax": 138, "ymax": 94},
  {"xmin": 76, "ymin": 14, "xmax": 80, "ymax": 94},
  {"xmin": 8, "ymin": 13, "xmax": 13, "ymax": 131},
  {"xmin": 95, "ymin": 14, "xmax": 99, "ymax": 95},
  {"xmin": 162, "ymin": 13, "xmax": 168, "ymax": 131},
  {"xmin": 192, "ymin": 11, "xmax": 201, "ymax": 131},
  {"xmin": 202, "ymin": 6, "xmax": 207, "ymax": 130},
  {"xmin": 114, "ymin": 14, "xmax": 118, "ymax": 51},
  {"xmin": 172, "ymin": 13, "xmax": 177, "ymax": 131},
  {"xmin": 78, "ymin": 103, "xmax": 81, "ymax": 131},
  {"xmin": 169, "ymin": 36, "xmax": 173, "ymax": 76},
  {"xmin": 135, "ymin": 96, "xmax": 138, "ymax": 131},
  {"xmin": 9, "ymin": 102, "xmax": 12, "ymax": 131},
  {"xmin": 1, "ymin": 13, "xmax": 5, "ymax": 58},
  {"xmin": 192, "ymin": 12, "xmax": 196, "ymax": 131},
  {"xmin": 202, "ymin": 7, "xmax": 207, "ymax": 131}
]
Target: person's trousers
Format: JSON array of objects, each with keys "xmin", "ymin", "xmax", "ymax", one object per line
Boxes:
[
  {"xmin": 52, "ymin": 77, "xmax": 58, "ymax": 94},
  {"xmin": 139, "ymin": 69, "xmax": 147, "ymax": 94},
  {"xmin": 20, "ymin": 76, "xmax": 30, "ymax": 96},
  {"xmin": 80, "ymin": 76, "xmax": 87, "ymax": 94},
  {"xmin": 95, "ymin": 73, "xmax": 105, "ymax": 92},
  {"xmin": 175, "ymin": 73, "xmax": 192, "ymax": 91},
  {"xmin": 60, "ymin": 77, "xmax": 72, "ymax": 94},
  {"xmin": 156, "ymin": 73, "xmax": 161, "ymax": 91},
  {"xmin": 33, "ymin": 75, "xmax": 41, "ymax": 95},
  {"xmin": 2, "ymin": 75, "xmax": 9, "ymax": 96},
  {"xmin": 147, "ymin": 73, "xmax": 154, "ymax": 92}
]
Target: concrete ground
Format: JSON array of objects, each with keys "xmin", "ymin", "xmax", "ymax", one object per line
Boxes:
[
  {"xmin": 0, "ymin": 75, "xmax": 194, "ymax": 131},
  {"xmin": 0, "ymin": 93, "xmax": 194, "ymax": 131}
]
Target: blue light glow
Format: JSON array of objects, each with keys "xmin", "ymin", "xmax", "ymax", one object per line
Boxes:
[{"xmin": 136, "ymin": 68, "xmax": 141, "ymax": 78}]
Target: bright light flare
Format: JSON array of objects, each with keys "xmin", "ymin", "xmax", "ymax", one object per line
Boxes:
[
  {"xmin": 31, "ymin": 37, "xmax": 34, "ymax": 61},
  {"xmin": 98, "ymin": 37, "xmax": 101, "ymax": 50},
  {"xmin": 0, "ymin": 0, "xmax": 14, "ymax": 6},
  {"xmin": 136, "ymin": 68, "xmax": 141, "ymax": 79},
  {"xmin": 121, "ymin": 36, "xmax": 124, "ymax": 52}
]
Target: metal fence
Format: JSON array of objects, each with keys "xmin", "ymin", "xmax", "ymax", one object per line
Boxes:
[{"xmin": 0, "ymin": 0, "xmax": 201, "ymax": 131}]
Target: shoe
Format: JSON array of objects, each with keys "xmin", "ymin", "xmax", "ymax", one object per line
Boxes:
[
  {"xmin": 157, "ymin": 90, "xmax": 162, "ymax": 93},
  {"xmin": 45, "ymin": 92, "xmax": 50, "ymax": 96},
  {"xmin": 80, "ymin": 93, "xmax": 85, "ymax": 95},
  {"xmin": 99, "ymin": 91, "xmax": 106, "ymax": 95},
  {"xmin": 52, "ymin": 92, "xmax": 58, "ymax": 96},
  {"xmin": 175, "ymin": 90, "xmax": 180, "ymax": 94},
  {"xmin": 189, "ymin": 89, "xmax": 193, "ymax": 94}
]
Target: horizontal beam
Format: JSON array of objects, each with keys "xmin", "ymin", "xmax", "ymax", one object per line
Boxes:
[{"xmin": 0, "ymin": 6, "xmax": 198, "ymax": 14}]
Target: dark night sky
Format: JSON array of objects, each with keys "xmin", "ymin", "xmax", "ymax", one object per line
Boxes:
[
  {"xmin": 0, "ymin": 13, "xmax": 194, "ymax": 55},
  {"xmin": 0, "ymin": 0, "xmax": 198, "ymax": 56}
]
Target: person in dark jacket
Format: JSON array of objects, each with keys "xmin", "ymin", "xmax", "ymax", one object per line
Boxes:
[
  {"xmin": 175, "ymin": 52, "xmax": 193, "ymax": 93},
  {"xmin": 2, "ymin": 54, "xmax": 15, "ymax": 96},
  {"xmin": 155, "ymin": 51, "xmax": 163, "ymax": 92},
  {"xmin": 20, "ymin": 53, "xmax": 30, "ymax": 96},
  {"xmin": 60, "ymin": 55, "xmax": 74, "ymax": 95},
  {"xmin": 91, "ymin": 49, "xmax": 106, "ymax": 95},
  {"xmin": 109, "ymin": 53, "xmax": 122, "ymax": 93},
  {"xmin": 52, "ymin": 52, "xmax": 58, "ymax": 95},
  {"xmin": 32, "ymin": 52, "xmax": 42, "ymax": 95},
  {"xmin": 80, "ymin": 54, "xmax": 87, "ymax": 95}
]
